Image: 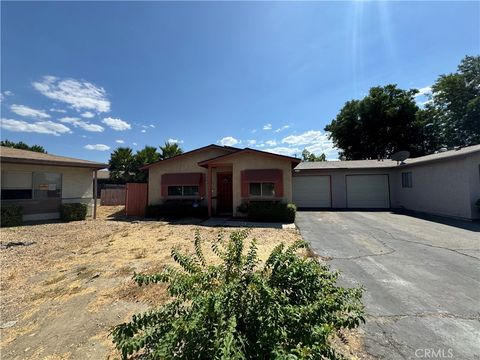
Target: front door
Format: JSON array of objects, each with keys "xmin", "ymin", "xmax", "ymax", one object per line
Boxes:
[{"xmin": 216, "ymin": 173, "xmax": 233, "ymax": 214}]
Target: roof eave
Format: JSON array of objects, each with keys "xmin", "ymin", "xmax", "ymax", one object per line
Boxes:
[{"xmin": 1, "ymin": 157, "xmax": 107, "ymax": 169}]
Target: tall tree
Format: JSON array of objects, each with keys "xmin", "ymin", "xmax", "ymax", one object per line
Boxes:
[
  {"xmin": 134, "ymin": 146, "xmax": 161, "ymax": 182},
  {"xmin": 1, "ymin": 140, "xmax": 47, "ymax": 153},
  {"xmin": 426, "ymin": 55, "xmax": 480, "ymax": 148},
  {"xmin": 108, "ymin": 147, "xmax": 136, "ymax": 183},
  {"xmin": 159, "ymin": 141, "xmax": 183, "ymax": 160},
  {"xmin": 325, "ymin": 85, "xmax": 422, "ymax": 160},
  {"xmin": 301, "ymin": 149, "xmax": 326, "ymax": 162}
]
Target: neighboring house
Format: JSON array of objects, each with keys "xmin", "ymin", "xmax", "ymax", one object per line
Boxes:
[
  {"xmin": 0, "ymin": 146, "xmax": 107, "ymax": 221},
  {"xmin": 141, "ymin": 144, "xmax": 301, "ymax": 217},
  {"xmin": 293, "ymin": 145, "xmax": 480, "ymax": 220}
]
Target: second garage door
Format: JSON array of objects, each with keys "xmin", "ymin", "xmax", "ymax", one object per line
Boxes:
[
  {"xmin": 346, "ymin": 175, "xmax": 390, "ymax": 208},
  {"xmin": 293, "ymin": 176, "xmax": 331, "ymax": 208}
]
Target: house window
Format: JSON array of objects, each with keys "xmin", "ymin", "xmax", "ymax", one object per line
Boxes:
[
  {"xmin": 33, "ymin": 172, "xmax": 62, "ymax": 198},
  {"xmin": 249, "ymin": 182, "xmax": 275, "ymax": 197},
  {"xmin": 1, "ymin": 171, "xmax": 33, "ymax": 200},
  {"xmin": 402, "ymin": 172, "xmax": 412, "ymax": 188},
  {"xmin": 167, "ymin": 185, "xmax": 199, "ymax": 196}
]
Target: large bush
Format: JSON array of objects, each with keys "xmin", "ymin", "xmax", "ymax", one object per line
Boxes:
[
  {"xmin": 60, "ymin": 203, "xmax": 88, "ymax": 222},
  {"xmin": 112, "ymin": 230, "xmax": 364, "ymax": 359},
  {"xmin": 247, "ymin": 201, "xmax": 297, "ymax": 223},
  {"xmin": 1, "ymin": 205, "xmax": 23, "ymax": 227},
  {"xmin": 145, "ymin": 200, "xmax": 207, "ymax": 219}
]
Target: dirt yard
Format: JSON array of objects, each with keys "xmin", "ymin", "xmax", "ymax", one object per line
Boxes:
[{"xmin": 0, "ymin": 206, "xmax": 302, "ymax": 360}]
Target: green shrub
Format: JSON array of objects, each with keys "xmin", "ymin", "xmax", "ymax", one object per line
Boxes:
[
  {"xmin": 60, "ymin": 203, "xmax": 88, "ymax": 222},
  {"xmin": 145, "ymin": 200, "xmax": 207, "ymax": 219},
  {"xmin": 1, "ymin": 205, "xmax": 23, "ymax": 227},
  {"xmin": 247, "ymin": 201, "xmax": 297, "ymax": 222},
  {"xmin": 112, "ymin": 230, "xmax": 364, "ymax": 359}
]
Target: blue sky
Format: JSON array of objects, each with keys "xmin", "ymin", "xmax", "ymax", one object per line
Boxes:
[{"xmin": 1, "ymin": 1, "xmax": 479, "ymax": 162}]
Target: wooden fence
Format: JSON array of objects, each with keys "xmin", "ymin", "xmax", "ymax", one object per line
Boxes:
[
  {"xmin": 100, "ymin": 188, "xmax": 126, "ymax": 205},
  {"xmin": 125, "ymin": 183, "xmax": 148, "ymax": 217}
]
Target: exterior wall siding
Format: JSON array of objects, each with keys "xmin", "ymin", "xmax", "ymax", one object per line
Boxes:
[{"xmin": 1, "ymin": 163, "xmax": 95, "ymax": 220}]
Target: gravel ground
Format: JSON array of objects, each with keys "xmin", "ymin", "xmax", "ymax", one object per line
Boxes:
[{"xmin": 0, "ymin": 207, "xmax": 302, "ymax": 360}]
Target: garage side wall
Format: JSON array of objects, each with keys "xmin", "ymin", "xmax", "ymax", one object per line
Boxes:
[
  {"xmin": 392, "ymin": 157, "xmax": 473, "ymax": 219},
  {"xmin": 467, "ymin": 153, "xmax": 480, "ymax": 220}
]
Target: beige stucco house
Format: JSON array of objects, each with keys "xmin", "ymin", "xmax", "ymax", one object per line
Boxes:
[
  {"xmin": 293, "ymin": 145, "xmax": 480, "ymax": 220},
  {"xmin": 0, "ymin": 146, "xmax": 107, "ymax": 221},
  {"xmin": 141, "ymin": 144, "xmax": 301, "ymax": 217}
]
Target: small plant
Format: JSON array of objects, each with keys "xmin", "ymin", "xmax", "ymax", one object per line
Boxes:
[
  {"xmin": 0, "ymin": 205, "xmax": 23, "ymax": 227},
  {"xmin": 112, "ymin": 230, "xmax": 364, "ymax": 359},
  {"xmin": 247, "ymin": 201, "xmax": 297, "ymax": 222},
  {"xmin": 60, "ymin": 203, "xmax": 88, "ymax": 222}
]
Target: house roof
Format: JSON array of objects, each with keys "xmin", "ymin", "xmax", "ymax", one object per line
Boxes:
[
  {"xmin": 0, "ymin": 146, "xmax": 107, "ymax": 169},
  {"xmin": 295, "ymin": 144, "xmax": 480, "ymax": 171},
  {"xmin": 198, "ymin": 147, "xmax": 301, "ymax": 167},
  {"xmin": 140, "ymin": 144, "xmax": 240, "ymax": 170}
]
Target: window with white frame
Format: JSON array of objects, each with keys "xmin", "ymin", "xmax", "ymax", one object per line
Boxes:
[
  {"xmin": 249, "ymin": 182, "xmax": 275, "ymax": 197},
  {"xmin": 401, "ymin": 172, "xmax": 412, "ymax": 188},
  {"xmin": 167, "ymin": 185, "xmax": 199, "ymax": 197}
]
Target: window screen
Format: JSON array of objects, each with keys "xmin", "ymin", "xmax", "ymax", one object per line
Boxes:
[
  {"xmin": 249, "ymin": 183, "xmax": 261, "ymax": 196},
  {"xmin": 33, "ymin": 173, "xmax": 62, "ymax": 198},
  {"xmin": 249, "ymin": 182, "xmax": 275, "ymax": 196}
]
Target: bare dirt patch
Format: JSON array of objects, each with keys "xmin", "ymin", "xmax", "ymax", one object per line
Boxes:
[{"xmin": 0, "ymin": 206, "xmax": 301, "ymax": 359}]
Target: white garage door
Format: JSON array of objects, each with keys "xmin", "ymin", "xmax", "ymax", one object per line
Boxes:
[
  {"xmin": 346, "ymin": 175, "xmax": 390, "ymax": 208},
  {"xmin": 293, "ymin": 176, "xmax": 331, "ymax": 208}
]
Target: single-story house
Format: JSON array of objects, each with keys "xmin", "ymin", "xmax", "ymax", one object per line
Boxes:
[
  {"xmin": 1, "ymin": 146, "xmax": 107, "ymax": 221},
  {"xmin": 293, "ymin": 145, "xmax": 480, "ymax": 220},
  {"xmin": 141, "ymin": 144, "xmax": 301, "ymax": 217}
]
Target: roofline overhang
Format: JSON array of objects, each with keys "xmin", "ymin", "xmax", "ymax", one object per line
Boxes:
[
  {"xmin": 198, "ymin": 148, "xmax": 301, "ymax": 168},
  {"xmin": 0, "ymin": 157, "xmax": 108, "ymax": 169}
]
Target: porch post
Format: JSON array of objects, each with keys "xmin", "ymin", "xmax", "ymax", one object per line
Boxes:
[
  {"xmin": 93, "ymin": 169, "xmax": 98, "ymax": 219},
  {"xmin": 207, "ymin": 165, "xmax": 212, "ymax": 217}
]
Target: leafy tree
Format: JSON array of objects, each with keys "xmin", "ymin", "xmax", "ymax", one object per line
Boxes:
[
  {"xmin": 301, "ymin": 149, "xmax": 326, "ymax": 162},
  {"xmin": 1, "ymin": 140, "xmax": 46, "ymax": 153},
  {"xmin": 108, "ymin": 147, "xmax": 136, "ymax": 183},
  {"xmin": 159, "ymin": 141, "xmax": 183, "ymax": 160},
  {"xmin": 325, "ymin": 85, "xmax": 422, "ymax": 160},
  {"xmin": 112, "ymin": 230, "xmax": 364, "ymax": 359},
  {"xmin": 134, "ymin": 146, "xmax": 161, "ymax": 182},
  {"xmin": 426, "ymin": 55, "xmax": 480, "ymax": 148}
]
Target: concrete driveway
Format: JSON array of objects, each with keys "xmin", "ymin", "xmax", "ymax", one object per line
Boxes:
[{"xmin": 296, "ymin": 211, "xmax": 480, "ymax": 360}]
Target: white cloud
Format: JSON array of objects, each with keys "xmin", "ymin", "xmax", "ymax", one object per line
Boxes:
[
  {"xmin": 278, "ymin": 130, "xmax": 339, "ymax": 160},
  {"xmin": 251, "ymin": 129, "xmax": 257, "ymax": 133},
  {"xmin": 102, "ymin": 117, "xmax": 131, "ymax": 131},
  {"xmin": 274, "ymin": 125, "xmax": 290, "ymax": 133},
  {"xmin": 149, "ymin": 124, "xmax": 155, "ymax": 128},
  {"xmin": 282, "ymin": 130, "xmax": 325, "ymax": 146},
  {"xmin": 33, "ymin": 75, "xmax": 110, "ymax": 112},
  {"xmin": 132, "ymin": 142, "xmax": 138, "ymax": 146},
  {"xmin": 415, "ymin": 86, "xmax": 432, "ymax": 97},
  {"xmin": 218, "ymin": 136, "xmax": 239, "ymax": 146},
  {"xmin": 263, "ymin": 123, "xmax": 272, "ymax": 130},
  {"xmin": 246, "ymin": 139, "xmax": 257, "ymax": 146},
  {"xmin": 265, "ymin": 140, "xmax": 277, "ymax": 146},
  {"xmin": 141, "ymin": 129, "xmax": 146, "ymax": 133},
  {"xmin": 0, "ymin": 118, "xmax": 71, "ymax": 136},
  {"xmin": 59, "ymin": 117, "xmax": 104, "ymax": 132},
  {"xmin": 3, "ymin": 90, "xmax": 13, "ymax": 96},
  {"xmin": 10, "ymin": 104, "xmax": 51, "ymax": 119},
  {"xmin": 167, "ymin": 138, "xmax": 184, "ymax": 144},
  {"xmin": 50, "ymin": 108, "xmax": 67, "ymax": 113},
  {"xmin": 84, "ymin": 144, "xmax": 110, "ymax": 151},
  {"xmin": 115, "ymin": 139, "xmax": 125, "ymax": 144},
  {"xmin": 81, "ymin": 111, "xmax": 95, "ymax": 118},
  {"xmin": 264, "ymin": 147, "xmax": 301, "ymax": 157}
]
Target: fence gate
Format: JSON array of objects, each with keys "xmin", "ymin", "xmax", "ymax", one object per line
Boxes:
[
  {"xmin": 100, "ymin": 188, "xmax": 126, "ymax": 205},
  {"xmin": 125, "ymin": 183, "xmax": 148, "ymax": 217}
]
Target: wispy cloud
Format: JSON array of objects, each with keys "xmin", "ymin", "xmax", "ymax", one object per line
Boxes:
[
  {"xmin": 265, "ymin": 140, "xmax": 277, "ymax": 146},
  {"xmin": 1, "ymin": 91, "xmax": 14, "ymax": 102},
  {"xmin": 218, "ymin": 136, "xmax": 239, "ymax": 146},
  {"xmin": 50, "ymin": 108, "xmax": 67, "ymax": 113},
  {"xmin": 84, "ymin": 144, "xmax": 110, "ymax": 151},
  {"xmin": 33, "ymin": 76, "xmax": 110, "ymax": 113},
  {"xmin": 141, "ymin": 129, "xmax": 146, "ymax": 133},
  {"xmin": 102, "ymin": 117, "xmax": 131, "ymax": 131},
  {"xmin": 274, "ymin": 130, "xmax": 339, "ymax": 160},
  {"xmin": 115, "ymin": 139, "xmax": 124, "ymax": 144},
  {"xmin": 81, "ymin": 111, "xmax": 95, "ymax": 118},
  {"xmin": 414, "ymin": 86, "xmax": 432, "ymax": 97},
  {"xmin": 167, "ymin": 138, "xmax": 184, "ymax": 144},
  {"xmin": 149, "ymin": 124, "xmax": 155, "ymax": 128},
  {"xmin": 264, "ymin": 147, "xmax": 300, "ymax": 157},
  {"xmin": 59, "ymin": 117, "xmax": 104, "ymax": 132},
  {"xmin": 263, "ymin": 123, "xmax": 272, "ymax": 130},
  {"xmin": 246, "ymin": 139, "xmax": 257, "ymax": 146},
  {"xmin": 274, "ymin": 125, "xmax": 290, "ymax": 133},
  {"xmin": 11, "ymin": 104, "xmax": 51, "ymax": 119},
  {"xmin": 0, "ymin": 118, "xmax": 71, "ymax": 136}
]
